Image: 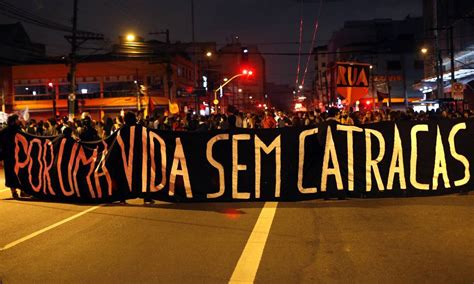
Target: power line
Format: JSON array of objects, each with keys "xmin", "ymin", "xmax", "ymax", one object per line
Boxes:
[
  {"xmin": 0, "ymin": 0, "xmax": 102, "ymax": 36},
  {"xmin": 295, "ymin": 3, "xmax": 304, "ymax": 87},
  {"xmin": 301, "ymin": 0, "xmax": 324, "ymax": 87}
]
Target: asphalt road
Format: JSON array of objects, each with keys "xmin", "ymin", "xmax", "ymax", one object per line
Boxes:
[{"xmin": 1, "ymin": 171, "xmax": 474, "ymax": 283}]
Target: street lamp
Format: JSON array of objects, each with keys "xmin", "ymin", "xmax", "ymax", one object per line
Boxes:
[
  {"xmin": 421, "ymin": 47, "xmax": 428, "ymax": 54},
  {"xmin": 206, "ymin": 51, "xmax": 212, "ymax": 57},
  {"xmin": 213, "ymin": 69, "xmax": 255, "ymax": 111},
  {"xmin": 126, "ymin": 33, "xmax": 136, "ymax": 42}
]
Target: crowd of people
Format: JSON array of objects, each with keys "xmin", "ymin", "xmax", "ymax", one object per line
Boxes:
[{"xmin": 1, "ymin": 107, "xmax": 472, "ymax": 142}]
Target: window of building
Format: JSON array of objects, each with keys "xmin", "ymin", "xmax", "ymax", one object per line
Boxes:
[
  {"xmin": 14, "ymin": 85, "xmax": 49, "ymax": 101},
  {"xmin": 103, "ymin": 82, "xmax": 136, "ymax": 98},
  {"xmin": 77, "ymin": 83, "xmax": 100, "ymax": 99},
  {"xmin": 147, "ymin": 76, "xmax": 163, "ymax": 93},
  {"xmin": 59, "ymin": 84, "xmax": 70, "ymax": 100},
  {"xmin": 58, "ymin": 83, "xmax": 100, "ymax": 99},
  {"xmin": 387, "ymin": 60, "xmax": 402, "ymax": 70},
  {"xmin": 321, "ymin": 62, "xmax": 326, "ymax": 67}
]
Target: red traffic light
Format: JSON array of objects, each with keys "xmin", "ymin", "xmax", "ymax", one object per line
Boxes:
[{"xmin": 241, "ymin": 68, "xmax": 254, "ymax": 76}]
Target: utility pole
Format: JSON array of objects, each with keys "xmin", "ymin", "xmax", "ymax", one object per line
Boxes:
[
  {"xmin": 449, "ymin": 26, "xmax": 456, "ymax": 89},
  {"xmin": 433, "ymin": 0, "xmax": 443, "ymax": 99},
  {"xmin": 65, "ymin": 0, "xmax": 103, "ymax": 120},
  {"xmin": 1, "ymin": 86, "xmax": 5, "ymax": 113},
  {"xmin": 68, "ymin": 0, "xmax": 78, "ymax": 121},
  {"xmin": 401, "ymin": 54, "xmax": 408, "ymax": 108},
  {"xmin": 385, "ymin": 72, "xmax": 392, "ymax": 108},
  {"xmin": 324, "ymin": 71, "xmax": 329, "ymax": 108},
  {"xmin": 135, "ymin": 69, "xmax": 141, "ymax": 111},
  {"xmin": 191, "ymin": 0, "xmax": 199, "ymax": 113},
  {"xmin": 370, "ymin": 66, "xmax": 375, "ymax": 110}
]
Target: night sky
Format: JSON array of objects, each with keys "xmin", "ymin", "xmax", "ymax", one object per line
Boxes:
[{"xmin": 1, "ymin": 0, "xmax": 421, "ymax": 85}]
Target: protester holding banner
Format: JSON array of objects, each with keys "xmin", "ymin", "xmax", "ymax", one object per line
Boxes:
[{"xmin": 0, "ymin": 115, "xmax": 23, "ymax": 199}]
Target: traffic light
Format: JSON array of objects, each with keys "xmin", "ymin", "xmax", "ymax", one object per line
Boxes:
[
  {"xmin": 241, "ymin": 67, "xmax": 254, "ymax": 78},
  {"xmin": 241, "ymin": 47, "xmax": 249, "ymax": 63}
]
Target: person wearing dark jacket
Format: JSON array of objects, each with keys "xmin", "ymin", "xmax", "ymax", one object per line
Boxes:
[
  {"xmin": 0, "ymin": 115, "xmax": 23, "ymax": 198},
  {"xmin": 78, "ymin": 117, "xmax": 99, "ymax": 142},
  {"xmin": 196, "ymin": 116, "xmax": 209, "ymax": 132}
]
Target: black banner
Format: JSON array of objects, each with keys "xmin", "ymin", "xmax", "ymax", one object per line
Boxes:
[{"xmin": 4, "ymin": 119, "xmax": 473, "ymax": 203}]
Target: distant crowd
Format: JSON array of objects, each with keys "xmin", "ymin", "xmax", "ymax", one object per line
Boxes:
[{"xmin": 1, "ymin": 107, "xmax": 472, "ymax": 142}]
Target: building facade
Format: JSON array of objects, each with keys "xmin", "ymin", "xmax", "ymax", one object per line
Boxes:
[
  {"xmin": 0, "ymin": 22, "xmax": 47, "ymax": 112},
  {"xmin": 7, "ymin": 55, "xmax": 195, "ymax": 120},
  {"xmin": 316, "ymin": 17, "xmax": 426, "ymax": 108},
  {"xmin": 420, "ymin": 0, "xmax": 474, "ymax": 107}
]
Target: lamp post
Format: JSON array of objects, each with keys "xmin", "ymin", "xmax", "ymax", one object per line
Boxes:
[
  {"xmin": 420, "ymin": 45, "xmax": 443, "ymax": 99},
  {"xmin": 213, "ymin": 70, "xmax": 253, "ymax": 112},
  {"xmin": 370, "ymin": 65, "xmax": 376, "ymax": 110}
]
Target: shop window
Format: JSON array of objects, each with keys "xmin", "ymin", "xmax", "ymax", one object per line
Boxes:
[
  {"xmin": 77, "ymin": 83, "xmax": 100, "ymax": 99},
  {"xmin": 147, "ymin": 76, "xmax": 163, "ymax": 92},
  {"xmin": 14, "ymin": 85, "xmax": 49, "ymax": 101},
  {"xmin": 103, "ymin": 82, "xmax": 135, "ymax": 98}
]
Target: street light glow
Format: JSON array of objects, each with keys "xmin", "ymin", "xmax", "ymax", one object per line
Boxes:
[
  {"xmin": 421, "ymin": 47, "xmax": 428, "ymax": 54},
  {"xmin": 126, "ymin": 34, "xmax": 136, "ymax": 42},
  {"xmin": 298, "ymin": 85, "xmax": 303, "ymax": 90},
  {"xmin": 238, "ymin": 88, "xmax": 243, "ymax": 93},
  {"xmin": 206, "ymin": 51, "xmax": 212, "ymax": 57},
  {"xmin": 223, "ymin": 78, "xmax": 228, "ymax": 82}
]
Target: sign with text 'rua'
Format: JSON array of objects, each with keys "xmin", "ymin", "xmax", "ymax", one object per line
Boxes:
[
  {"xmin": 5, "ymin": 120, "xmax": 473, "ymax": 203},
  {"xmin": 336, "ymin": 62, "xmax": 370, "ymax": 105}
]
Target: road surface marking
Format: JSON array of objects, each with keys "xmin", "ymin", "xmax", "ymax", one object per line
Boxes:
[
  {"xmin": 0, "ymin": 205, "xmax": 102, "ymax": 251},
  {"xmin": 229, "ymin": 202, "xmax": 278, "ymax": 283}
]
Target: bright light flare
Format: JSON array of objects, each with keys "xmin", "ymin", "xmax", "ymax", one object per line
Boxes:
[{"xmin": 126, "ymin": 34, "xmax": 136, "ymax": 41}]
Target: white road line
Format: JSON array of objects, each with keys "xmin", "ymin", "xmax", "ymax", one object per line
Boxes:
[
  {"xmin": 0, "ymin": 205, "xmax": 102, "ymax": 251},
  {"xmin": 229, "ymin": 202, "xmax": 278, "ymax": 284}
]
